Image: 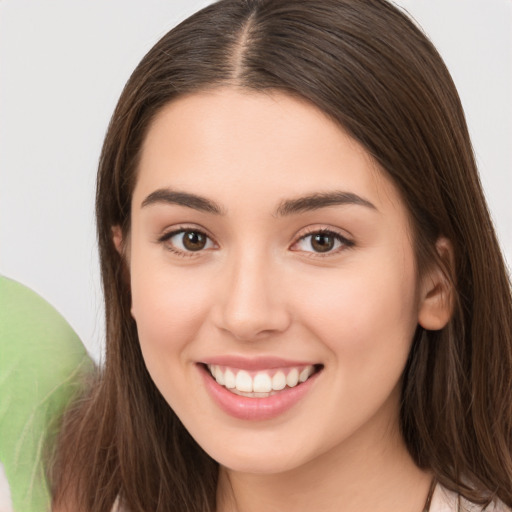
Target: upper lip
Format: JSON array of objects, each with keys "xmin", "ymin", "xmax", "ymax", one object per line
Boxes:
[{"xmin": 200, "ymin": 355, "xmax": 319, "ymax": 371}]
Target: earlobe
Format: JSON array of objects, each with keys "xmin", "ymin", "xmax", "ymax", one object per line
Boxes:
[
  {"xmin": 417, "ymin": 238, "xmax": 454, "ymax": 331},
  {"xmin": 112, "ymin": 225, "xmax": 124, "ymax": 255},
  {"xmin": 111, "ymin": 225, "xmax": 134, "ymax": 317}
]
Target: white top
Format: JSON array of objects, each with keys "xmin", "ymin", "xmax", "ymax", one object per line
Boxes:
[
  {"xmin": 430, "ymin": 485, "xmax": 510, "ymax": 512},
  {"xmin": 112, "ymin": 484, "xmax": 511, "ymax": 512}
]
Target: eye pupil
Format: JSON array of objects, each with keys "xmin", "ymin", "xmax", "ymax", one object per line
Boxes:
[
  {"xmin": 183, "ymin": 231, "xmax": 207, "ymax": 251},
  {"xmin": 311, "ymin": 233, "xmax": 335, "ymax": 252}
]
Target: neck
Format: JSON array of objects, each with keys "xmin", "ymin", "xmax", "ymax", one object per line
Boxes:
[{"xmin": 216, "ymin": 423, "xmax": 432, "ymax": 512}]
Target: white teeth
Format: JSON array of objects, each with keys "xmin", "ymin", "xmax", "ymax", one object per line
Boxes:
[
  {"xmin": 224, "ymin": 369, "xmax": 236, "ymax": 389},
  {"xmin": 299, "ymin": 367, "xmax": 312, "ymax": 383},
  {"xmin": 286, "ymin": 368, "xmax": 299, "ymax": 387},
  {"xmin": 235, "ymin": 370, "xmax": 253, "ymax": 392},
  {"xmin": 214, "ymin": 366, "xmax": 225, "ymax": 386},
  {"xmin": 207, "ymin": 364, "xmax": 317, "ymax": 395},
  {"xmin": 253, "ymin": 372, "xmax": 272, "ymax": 393},
  {"xmin": 272, "ymin": 371, "xmax": 287, "ymax": 391}
]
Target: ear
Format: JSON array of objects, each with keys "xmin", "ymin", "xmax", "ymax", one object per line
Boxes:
[
  {"xmin": 112, "ymin": 225, "xmax": 124, "ymax": 255},
  {"xmin": 418, "ymin": 237, "xmax": 454, "ymax": 331},
  {"xmin": 112, "ymin": 225, "xmax": 134, "ymax": 316}
]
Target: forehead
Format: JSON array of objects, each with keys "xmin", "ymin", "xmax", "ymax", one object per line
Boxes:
[{"xmin": 133, "ymin": 87, "xmax": 405, "ymax": 217}]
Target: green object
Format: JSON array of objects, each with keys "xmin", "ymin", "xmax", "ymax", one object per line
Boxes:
[{"xmin": 0, "ymin": 276, "xmax": 94, "ymax": 512}]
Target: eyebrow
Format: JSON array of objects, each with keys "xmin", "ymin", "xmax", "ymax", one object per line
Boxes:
[
  {"xmin": 275, "ymin": 191, "xmax": 377, "ymax": 216},
  {"xmin": 141, "ymin": 188, "xmax": 377, "ymax": 216},
  {"xmin": 141, "ymin": 189, "xmax": 224, "ymax": 214}
]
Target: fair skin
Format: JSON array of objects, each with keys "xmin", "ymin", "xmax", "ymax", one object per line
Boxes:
[{"xmin": 117, "ymin": 88, "xmax": 452, "ymax": 512}]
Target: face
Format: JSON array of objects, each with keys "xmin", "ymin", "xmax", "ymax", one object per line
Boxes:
[{"xmin": 126, "ymin": 88, "xmax": 431, "ymax": 475}]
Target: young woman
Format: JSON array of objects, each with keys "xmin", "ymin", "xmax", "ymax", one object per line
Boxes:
[{"xmin": 51, "ymin": 0, "xmax": 512, "ymax": 511}]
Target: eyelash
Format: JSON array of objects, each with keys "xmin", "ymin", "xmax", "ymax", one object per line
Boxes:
[
  {"xmin": 291, "ymin": 228, "xmax": 355, "ymax": 257},
  {"xmin": 157, "ymin": 227, "xmax": 354, "ymax": 258},
  {"xmin": 158, "ymin": 226, "xmax": 216, "ymax": 258}
]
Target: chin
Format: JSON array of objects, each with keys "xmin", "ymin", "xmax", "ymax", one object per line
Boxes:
[
  {"xmin": 189, "ymin": 425, "xmax": 322, "ymax": 476},
  {"xmin": 216, "ymin": 451, "xmax": 306, "ymax": 475}
]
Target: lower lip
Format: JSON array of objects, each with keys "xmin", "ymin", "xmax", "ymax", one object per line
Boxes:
[{"xmin": 199, "ymin": 364, "xmax": 320, "ymax": 421}]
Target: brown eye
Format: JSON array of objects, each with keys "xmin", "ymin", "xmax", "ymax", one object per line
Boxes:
[
  {"xmin": 311, "ymin": 233, "xmax": 336, "ymax": 252},
  {"xmin": 182, "ymin": 231, "xmax": 207, "ymax": 251},
  {"xmin": 292, "ymin": 230, "xmax": 353, "ymax": 255},
  {"xmin": 161, "ymin": 229, "xmax": 214, "ymax": 254}
]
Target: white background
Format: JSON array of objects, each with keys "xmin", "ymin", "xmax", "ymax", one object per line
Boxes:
[{"xmin": 1, "ymin": 0, "xmax": 511, "ymax": 362}]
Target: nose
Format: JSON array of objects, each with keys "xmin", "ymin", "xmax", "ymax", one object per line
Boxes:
[{"xmin": 213, "ymin": 251, "xmax": 291, "ymax": 341}]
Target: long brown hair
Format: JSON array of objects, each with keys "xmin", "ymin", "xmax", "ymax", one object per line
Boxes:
[{"xmin": 51, "ymin": 0, "xmax": 512, "ymax": 510}]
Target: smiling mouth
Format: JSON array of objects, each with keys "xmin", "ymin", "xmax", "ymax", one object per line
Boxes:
[{"xmin": 204, "ymin": 363, "xmax": 323, "ymax": 398}]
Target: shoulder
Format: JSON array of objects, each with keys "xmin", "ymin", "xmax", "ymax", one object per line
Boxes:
[
  {"xmin": 111, "ymin": 496, "xmax": 125, "ymax": 512},
  {"xmin": 430, "ymin": 485, "xmax": 511, "ymax": 512}
]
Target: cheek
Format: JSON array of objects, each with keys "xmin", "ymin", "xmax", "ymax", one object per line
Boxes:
[
  {"xmin": 129, "ymin": 255, "xmax": 213, "ymax": 376},
  {"xmin": 295, "ymin": 250, "xmax": 419, "ymax": 362},
  {"xmin": 129, "ymin": 264, "xmax": 216, "ymax": 419}
]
